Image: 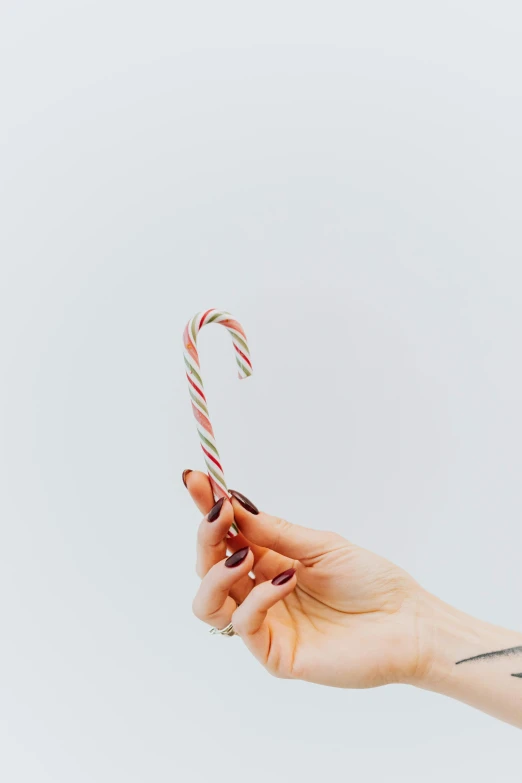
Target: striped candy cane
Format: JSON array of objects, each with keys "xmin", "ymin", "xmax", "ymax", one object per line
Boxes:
[{"xmin": 183, "ymin": 309, "xmax": 253, "ymax": 534}]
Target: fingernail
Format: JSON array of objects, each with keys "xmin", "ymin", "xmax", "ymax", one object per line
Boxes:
[
  {"xmin": 207, "ymin": 496, "xmax": 225, "ymax": 522},
  {"xmin": 225, "ymin": 546, "xmax": 250, "ymax": 568},
  {"xmin": 229, "ymin": 489, "xmax": 259, "ymax": 515},
  {"xmin": 272, "ymin": 568, "xmax": 296, "ymax": 586},
  {"xmin": 182, "ymin": 469, "xmax": 192, "ymax": 488}
]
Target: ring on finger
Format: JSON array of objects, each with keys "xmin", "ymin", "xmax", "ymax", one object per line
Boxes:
[{"xmin": 209, "ymin": 622, "xmax": 238, "ymax": 637}]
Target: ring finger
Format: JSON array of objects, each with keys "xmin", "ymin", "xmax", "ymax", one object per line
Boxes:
[{"xmin": 192, "ymin": 547, "xmax": 255, "ymax": 630}]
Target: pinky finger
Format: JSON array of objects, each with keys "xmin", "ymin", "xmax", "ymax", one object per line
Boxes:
[{"xmin": 231, "ymin": 568, "xmax": 297, "ymax": 659}]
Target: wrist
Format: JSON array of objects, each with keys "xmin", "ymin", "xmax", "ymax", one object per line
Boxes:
[{"xmin": 408, "ymin": 590, "xmax": 522, "ymax": 694}]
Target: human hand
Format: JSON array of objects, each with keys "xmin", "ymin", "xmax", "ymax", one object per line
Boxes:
[{"xmin": 185, "ymin": 470, "xmax": 428, "ymax": 688}]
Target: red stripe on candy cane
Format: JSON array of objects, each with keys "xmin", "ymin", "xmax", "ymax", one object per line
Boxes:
[
  {"xmin": 209, "ymin": 474, "xmax": 229, "ymax": 501},
  {"xmin": 183, "ymin": 325, "xmax": 200, "ymax": 366},
  {"xmin": 186, "ymin": 373, "xmax": 207, "ymax": 402},
  {"xmin": 199, "ymin": 309, "xmax": 215, "ymax": 330},
  {"xmin": 233, "ymin": 343, "xmax": 253, "ymax": 369},
  {"xmin": 201, "ymin": 445, "xmax": 224, "ymax": 473},
  {"xmin": 191, "ymin": 402, "xmax": 214, "ymax": 436},
  {"xmin": 219, "ymin": 318, "xmax": 247, "ymax": 338}
]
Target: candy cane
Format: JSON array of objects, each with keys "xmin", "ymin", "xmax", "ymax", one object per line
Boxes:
[{"xmin": 183, "ymin": 309, "xmax": 253, "ymax": 534}]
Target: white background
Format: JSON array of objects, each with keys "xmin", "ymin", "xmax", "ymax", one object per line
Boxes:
[{"xmin": 1, "ymin": 2, "xmax": 521, "ymax": 780}]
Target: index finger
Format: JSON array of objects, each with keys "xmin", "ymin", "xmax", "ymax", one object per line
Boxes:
[{"xmin": 182, "ymin": 470, "xmax": 215, "ymax": 515}]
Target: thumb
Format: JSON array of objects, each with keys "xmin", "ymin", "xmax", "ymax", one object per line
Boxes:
[{"xmin": 228, "ymin": 489, "xmax": 343, "ymax": 561}]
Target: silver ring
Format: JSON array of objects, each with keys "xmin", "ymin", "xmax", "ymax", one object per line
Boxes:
[{"xmin": 209, "ymin": 622, "xmax": 237, "ymax": 637}]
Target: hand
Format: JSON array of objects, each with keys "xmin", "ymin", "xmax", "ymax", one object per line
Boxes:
[{"xmin": 185, "ymin": 470, "xmax": 427, "ymax": 688}]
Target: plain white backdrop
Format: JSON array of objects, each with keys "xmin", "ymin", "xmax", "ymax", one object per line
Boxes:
[{"xmin": 1, "ymin": 2, "xmax": 521, "ymax": 781}]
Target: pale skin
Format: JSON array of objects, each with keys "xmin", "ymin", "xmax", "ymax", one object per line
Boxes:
[{"xmin": 185, "ymin": 470, "xmax": 522, "ymax": 729}]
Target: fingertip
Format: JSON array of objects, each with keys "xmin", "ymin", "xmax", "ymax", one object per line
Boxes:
[
  {"xmin": 229, "ymin": 489, "xmax": 260, "ymax": 516},
  {"xmin": 198, "ymin": 497, "xmax": 235, "ymax": 547},
  {"xmin": 185, "ymin": 470, "xmax": 216, "ymax": 514},
  {"xmin": 222, "ymin": 496, "xmax": 235, "ymax": 520},
  {"xmin": 205, "ymin": 495, "xmax": 234, "ymax": 528},
  {"xmin": 227, "ymin": 491, "xmax": 265, "ymax": 543},
  {"xmin": 224, "ymin": 546, "xmax": 252, "ymax": 569},
  {"xmin": 206, "ymin": 496, "xmax": 226, "ymax": 522},
  {"xmin": 187, "ymin": 469, "xmax": 212, "ymax": 490},
  {"xmin": 271, "ymin": 568, "xmax": 296, "ymax": 586}
]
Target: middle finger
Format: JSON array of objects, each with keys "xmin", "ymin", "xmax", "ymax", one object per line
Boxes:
[{"xmin": 196, "ymin": 496, "xmax": 266, "ymax": 577}]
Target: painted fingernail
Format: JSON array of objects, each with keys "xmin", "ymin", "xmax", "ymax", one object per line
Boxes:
[
  {"xmin": 229, "ymin": 489, "xmax": 259, "ymax": 515},
  {"xmin": 225, "ymin": 546, "xmax": 250, "ymax": 568},
  {"xmin": 182, "ymin": 469, "xmax": 192, "ymax": 488},
  {"xmin": 272, "ymin": 568, "xmax": 296, "ymax": 586},
  {"xmin": 207, "ymin": 496, "xmax": 225, "ymax": 522}
]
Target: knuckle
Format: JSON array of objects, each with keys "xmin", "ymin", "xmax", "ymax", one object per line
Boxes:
[
  {"xmin": 272, "ymin": 517, "xmax": 293, "ymax": 547},
  {"xmin": 230, "ymin": 611, "xmax": 244, "ymax": 636},
  {"xmin": 273, "ymin": 516, "xmax": 292, "ymax": 533},
  {"xmin": 208, "ymin": 559, "xmax": 225, "ymax": 578},
  {"xmin": 191, "ymin": 596, "xmax": 206, "ymax": 621},
  {"xmin": 323, "ymin": 530, "xmax": 346, "ymax": 546},
  {"xmin": 196, "ymin": 520, "xmax": 209, "ymax": 545}
]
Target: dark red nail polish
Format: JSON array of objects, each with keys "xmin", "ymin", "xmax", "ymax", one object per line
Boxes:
[
  {"xmin": 207, "ymin": 496, "xmax": 225, "ymax": 522},
  {"xmin": 229, "ymin": 489, "xmax": 259, "ymax": 515},
  {"xmin": 272, "ymin": 568, "xmax": 296, "ymax": 586},
  {"xmin": 182, "ymin": 469, "xmax": 193, "ymax": 488},
  {"xmin": 225, "ymin": 546, "xmax": 250, "ymax": 568}
]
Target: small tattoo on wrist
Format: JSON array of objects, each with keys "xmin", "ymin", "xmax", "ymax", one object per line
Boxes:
[{"xmin": 456, "ymin": 645, "xmax": 522, "ymax": 681}]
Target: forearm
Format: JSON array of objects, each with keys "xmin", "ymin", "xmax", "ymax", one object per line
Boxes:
[{"xmin": 414, "ymin": 592, "xmax": 522, "ymax": 728}]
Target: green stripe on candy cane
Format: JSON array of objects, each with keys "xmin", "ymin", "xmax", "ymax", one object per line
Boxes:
[
  {"xmin": 184, "ymin": 355, "xmax": 203, "ymax": 388},
  {"xmin": 236, "ymin": 360, "xmax": 252, "ymax": 378},
  {"xmin": 182, "ymin": 309, "xmax": 253, "ymax": 537},
  {"xmin": 198, "ymin": 431, "xmax": 220, "ymax": 457},
  {"xmin": 229, "ymin": 331, "xmax": 249, "ymax": 354},
  {"xmin": 189, "ymin": 387, "xmax": 209, "ymax": 417}
]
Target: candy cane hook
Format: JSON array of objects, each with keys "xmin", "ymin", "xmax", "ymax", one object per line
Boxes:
[{"xmin": 183, "ymin": 309, "xmax": 253, "ymax": 534}]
